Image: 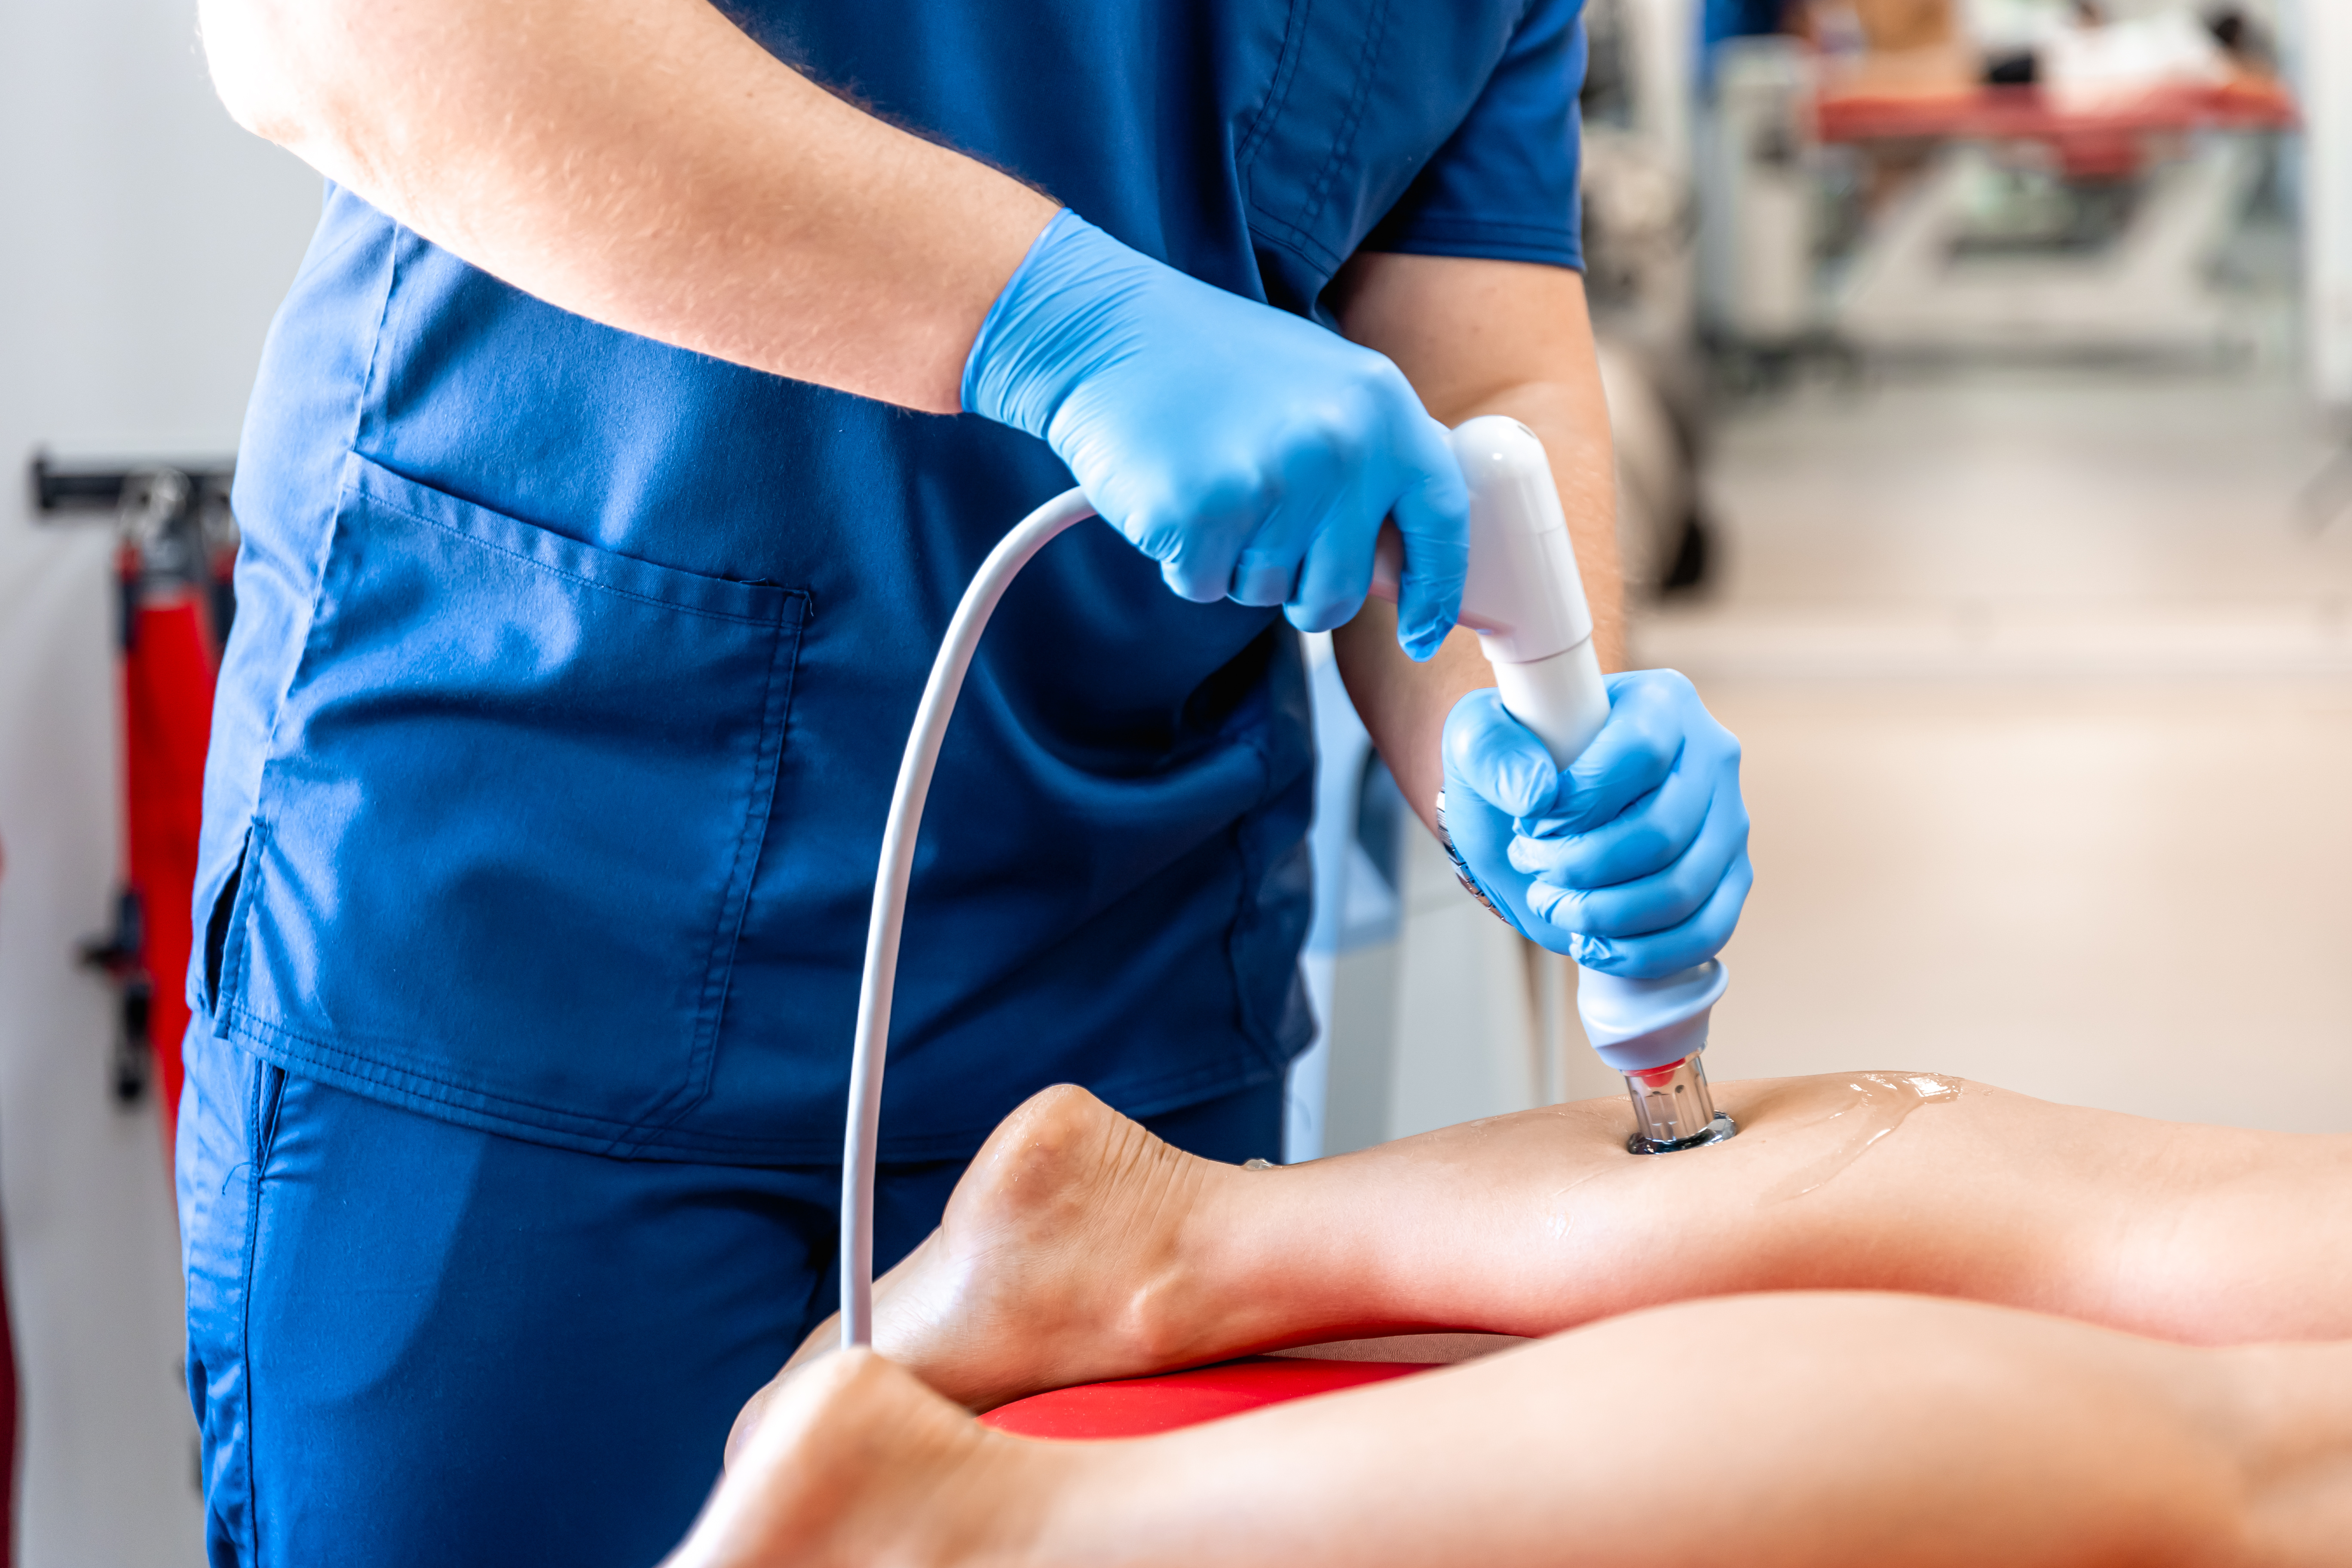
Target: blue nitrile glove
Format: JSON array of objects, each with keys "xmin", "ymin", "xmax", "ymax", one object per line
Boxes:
[
  {"xmin": 964, "ymin": 210, "xmax": 1471, "ymax": 658},
  {"xmin": 1440, "ymin": 674, "xmax": 1753, "ymax": 979}
]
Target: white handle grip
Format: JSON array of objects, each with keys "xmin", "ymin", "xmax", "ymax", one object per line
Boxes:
[
  {"xmin": 1379, "ymin": 420, "xmax": 1724, "ymax": 1074},
  {"xmin": 1370, "ymin": 417, "xmax": 1610, "ymax": 768}
]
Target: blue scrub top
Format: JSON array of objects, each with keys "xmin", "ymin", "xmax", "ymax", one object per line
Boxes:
[{"xmin": 197, "ymin": 0, "xmax": 1589, "ymax": 1163}]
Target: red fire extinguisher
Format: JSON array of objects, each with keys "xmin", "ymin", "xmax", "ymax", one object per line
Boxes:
[{"xmin": 38, "ymin": 457, "xmax": 236, "ymax": 1162}]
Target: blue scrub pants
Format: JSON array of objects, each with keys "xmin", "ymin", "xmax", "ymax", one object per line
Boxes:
[{"xmin": 177, "ymin": 1023, "xmax": 1283, "ymax": 1568}]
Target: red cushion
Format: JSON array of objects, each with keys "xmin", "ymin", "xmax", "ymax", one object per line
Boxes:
[{"xmin": 980, "ymin": 1357, "xmax": 1439, "ymax": 1440}]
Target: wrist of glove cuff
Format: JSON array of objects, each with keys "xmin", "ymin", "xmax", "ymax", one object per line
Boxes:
[{"xmin": 962, "ymin": 209, "xmax": 1153, "ymax": 437}]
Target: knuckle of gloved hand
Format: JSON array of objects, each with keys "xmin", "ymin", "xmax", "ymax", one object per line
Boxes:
[
  {"xmin": 1160, "ymin": 557, "xmax": 1225, "ymax": 603},
  {"xmin": 1118, "ymin": 497, "xmax": 1186, "ymax": 564},
  {"xmin": 1643, "ymin": 668, "xmax": 1699, "ymax": 703},
  {"xmin": 1609, "ymin": 818, "xmax": 1682, "ymax": 878},
  {"xmin": 1659, "ymin": 869, "xmax": 1712, "ymax": 928},
  {"xmin": 1145, "ymin": 533, "xmax": 1229, "ymax": 601},
  {"xmin": 1441, "ymin": 693, "xmax": 1501, "ymax": 770},
  {"xmin": 1231, "ymin": 556, "xmax": 1294, "ymax": 606},
  {"xmin": 1329, "ymin": 369, "xmax": 1391, "ymax": 434},
  {"xmin": 1190, "ymin": 462, "xmax": 1279, "ymax": 530},
  {"xmin": 1346, "ymin": 349, "xmax": 1410, "ymax": 404},
  {"xmin": 1506, "ymin": 833, "xmax": 1574, "ymax": 878},
  {"xmin": 1608, "ymin": 714, "xmax": 1680, "ymax": 783},
  {"xmin": 1526, "ymin": 880, "xmax": 1576, "ymax": 926},
  {"xmin": 1285, "ymin": 597, "xmax": 1341, "ymax": 633},
  {"xmin": 1293, "ymin": 588, "xmax": 1368, "ymax": 634},
  {"xmin": 1539, "ymin": 876, "xmax": 1594, "ymax": 919}
]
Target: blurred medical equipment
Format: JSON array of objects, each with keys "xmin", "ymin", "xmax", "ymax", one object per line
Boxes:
[
  {"xmin": 1700, "ymin": 16, "xmax": 2297, "ymax": 361},
  {"xmin": 2303, "ymin": 0, "xmax": 2352, "ymax": 531},
  {"xmin": 1701, "ymin": 40, "xmax": 1822, "ymax": 356},
  {"xmin": 2309, "ymin": 0, "xmax": 2352, "ymax": 415},
  {"xmin": 32, "ymin": 453, "xmax": 236, "ymax": 1155},
  {"xmin": 1585, "ymin": 0, "xmax": 1718, "ymax": 595},
  {"xmin": 1825, "ymin": 81, "xmax": 2295, "ymax": 354}
]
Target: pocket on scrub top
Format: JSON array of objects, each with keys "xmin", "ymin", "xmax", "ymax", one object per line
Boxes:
[{"xmin": 214, "ymin": 452, "xmax": 806, "ymax": 1141}]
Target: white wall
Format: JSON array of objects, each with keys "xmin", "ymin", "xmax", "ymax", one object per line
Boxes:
[
  {"xmin": 2294, "ymin": 0, "xmax": 2352, "ymax": 411},
  {"xmin": 0, "ymin": 2, "xmax": 319, "ymax": 1562}
]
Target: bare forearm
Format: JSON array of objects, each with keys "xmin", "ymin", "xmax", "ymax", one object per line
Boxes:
[
  {"xmin": 1330, "ymin": 256, "xmax": 1621, "ymax": 833},
  {"xmin": 1185, "ymin": 1076, "xmax": 2352, "ymax": 1354},
  {"xmin": 1332, "ymin": 256, "xmax": 1622, "ymax": 666},
  {"xmin": 199, "ymin": 0, "xmax": 1057, "ymax": 410}
]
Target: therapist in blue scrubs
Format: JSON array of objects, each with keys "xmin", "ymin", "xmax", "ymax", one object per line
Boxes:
[{"xmin": 184, "ymin": 0, "xmax": 1752, "ymax": 1562}]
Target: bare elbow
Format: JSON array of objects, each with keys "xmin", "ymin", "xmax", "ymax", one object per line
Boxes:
[
  {"xmin": 196, "ymin": 0, "xmax": 299, "ymax": 141},
  {"xmin": 197, "ymin": 0, "xmax": 370, "ymax": 151}
]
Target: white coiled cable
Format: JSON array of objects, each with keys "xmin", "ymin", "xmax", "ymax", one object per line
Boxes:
[{"xmin": 839, "ymin": 485, "xmax": 1098, "ymax": 1348}]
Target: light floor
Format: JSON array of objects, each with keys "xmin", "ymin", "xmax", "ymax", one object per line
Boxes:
[{"xmin": 1639, "ymin": 361, "xmax": 2352, "ymax": 1133}]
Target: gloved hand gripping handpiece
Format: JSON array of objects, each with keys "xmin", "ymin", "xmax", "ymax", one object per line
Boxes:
[
  {"xmin": 838, "ymin": 425, "xmax": 1727, "ymax": 1352},
  {"xmin": 1373, "ymin": 418, "xmax": 1736, "ymax": 1156}
]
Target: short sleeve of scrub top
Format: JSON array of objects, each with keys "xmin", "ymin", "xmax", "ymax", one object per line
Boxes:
[{"xmin": 1367, "ymin": 0, "xmax": 1589, "ymax": 271}]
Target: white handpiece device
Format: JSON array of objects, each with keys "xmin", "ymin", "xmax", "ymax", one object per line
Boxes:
[
  {"xmin": 1373, "ymin": 417, "xmax": 1734, "ymax": 1155},
  {"xmin": 842, "ymin": 420, "xmax": 1737, "ymax": 1350},
  {"xmin": 1374, "ymin": 417, "xmax": 1610, "ymax": 763}
]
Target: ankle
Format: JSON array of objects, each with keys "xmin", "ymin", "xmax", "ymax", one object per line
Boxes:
[
  {"xmin": 1134, "ymin": 1152, "xmax": 1303, "ymax": 1363},
  {"xmin": 1083, "ymin": 1126, "xmax": 1219, "ymax": 1369}
]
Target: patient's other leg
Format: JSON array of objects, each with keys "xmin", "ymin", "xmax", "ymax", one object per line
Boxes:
[{"xmin": 682, "ymin": 1293, "xmax": 2350, "ymax": 1568}]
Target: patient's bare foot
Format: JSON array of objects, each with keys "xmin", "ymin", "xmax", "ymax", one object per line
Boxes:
[
  {"xmin": 762, "ymin": 1085, "xmax": 1231, "ymax": 1423},
  {"xmin": 668, "ymin": 1349, "xmax": 1044, "ymax": 1568}
]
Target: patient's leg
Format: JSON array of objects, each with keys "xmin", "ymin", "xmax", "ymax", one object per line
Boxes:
[
  {"xmin": 759, "ymin": 1074, "xmax": 2352, "ymax": 1419},
  {"xmin": 677, "ymin": 1293, "xmax": 2352, "ymax": 1568}
]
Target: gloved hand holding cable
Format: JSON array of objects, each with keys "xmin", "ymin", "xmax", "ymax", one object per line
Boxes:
[
  {"xmin": 1441, "ymin": 673, "xmax": 1752, "ymax": 979},
  {"xmin": 964, "ymin": 209, "xmax": 1473, "ymax": 659}
]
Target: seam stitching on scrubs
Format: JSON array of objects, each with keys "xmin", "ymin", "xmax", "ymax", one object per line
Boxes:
[
  {"xmin": 235, "ymin": 1058, "xmax": 287, "ymax": 1568},
  {"xmin": 1221, "ymin": 726, "xmax": 1291, "ymax": 1071},
  {"xmin": 1363, "ymin": 233, "xmax": 1582, "ymax": 269},
  {"xmin": 1385, "ymin": 215, "xmax": 1577, "ymax": 242},
  {"xmin": 1290, "ymin": 0, "xmax": 1391, "ymax": 251},
  {"xmin": 225, "ymin": 463, "xmax": 809, "ymax": 1144},
  {"xmin": 215, "ymin": 1011, "xmax": 1292, "ymax": 1161},
  {"xmin": 215, "ymin": 556, "xmax": 808, "ymax": 1148},
  {"xmin": 223, "ymin": 1007, "xmax": 653, "ymax": 1133},
  {"xmin": 351, "ymin": 225, "xmax": 410, "ymax": 461},
  {"xmin": 1246, "ymin": 220, "xmax": 1342, "ymax": 285},
  {"xmin": 225, "ymin": 1002, "xmax": 831, "ymax": 1142},
  {"xmin": 344, "ymin": 485, "xmax": 798, "ymax": 629},
  {"xmin": 230, "ymin": 223, "xmax": 407, "ymax": 1032},
  {"xmin": 216, "ymin": 823, "xmax": 266, "ymax": 1038},
  {"xmin": 627, "ymin": 586, "xmax": 812, "ymax": 1155},
  {"xmin": 1233, "ymin": 0, "xmax": 1310, "ymax": 203}
]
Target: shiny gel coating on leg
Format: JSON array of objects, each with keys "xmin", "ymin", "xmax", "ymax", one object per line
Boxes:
[{"xmin": 1761, "ymin": 1072, "xmax": 1964, "ymax": 1204}]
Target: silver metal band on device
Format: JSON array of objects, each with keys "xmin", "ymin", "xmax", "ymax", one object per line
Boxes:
[{"xmin": 1433, "ymin": 790, "xmax": 1514, "ymax": 926}]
